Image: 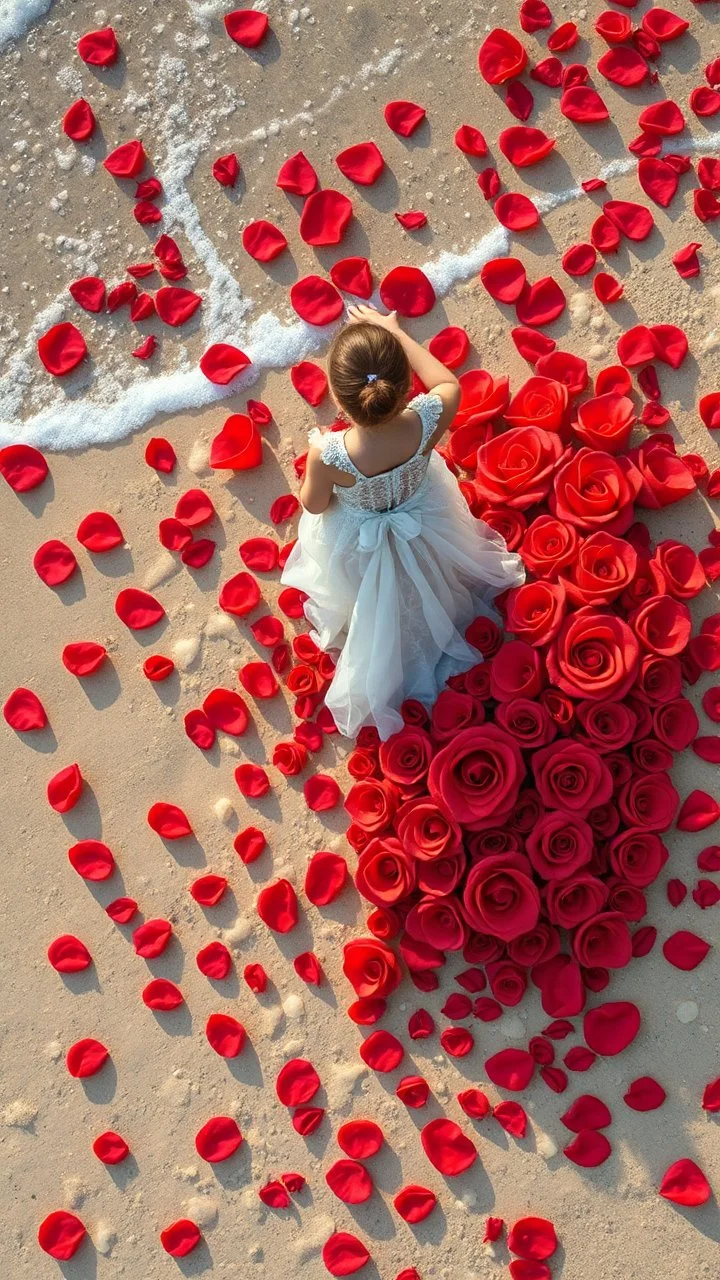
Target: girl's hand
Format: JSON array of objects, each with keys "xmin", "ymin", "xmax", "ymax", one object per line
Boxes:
[{"xmin": 347, "ymin": 303, "xmax": 401, "ymax": 332}]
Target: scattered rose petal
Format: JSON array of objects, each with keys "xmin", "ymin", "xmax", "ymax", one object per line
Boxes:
[
  {"xmin": 384, "ymin": 100, "xmax": 426, "ymax": 136},
  {"xmin": 659, "ymin": 1159, "xmax": 711, "ymax": 1206},
  {"xmin": 195, "ymin": 1116, "xmax": 243, "ymax": 1162}
]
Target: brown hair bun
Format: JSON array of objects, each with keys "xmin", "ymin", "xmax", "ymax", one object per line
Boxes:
[{"xmin": 328, "ymin": 321, "xmax": 411, "ymax": 427}]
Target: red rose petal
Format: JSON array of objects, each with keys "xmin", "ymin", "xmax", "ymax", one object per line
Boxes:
[
  {"xmin": 69, "ymin": 275, "xmax": 105, "ymax": 311},
  {"xmin": 394, "ymin": 1185, "xmax": 436, "ymax": 1223},
  {"xmin": 691, "ymin": 86, "xmax": 720, "ymax": 118},
  {"xmin": 300, "ymin": 189, "xmax": 353, "ymax": 246},
  {"xmin": 147, "ymin": 802, "xmax": 192, "ymax": 838},
  {"xmin": 604, "ymin": 199, "xmax": 655, "ymax": 241},
  {"xmin": 155, "ymin": 286, "xmax": 202, "ymax": 327},
  {"xmin": 359, "ymin": 1029, "xmax": 404, "ymax": 1071},
  {"xmin": 478, "ymin": 29, "xmax": 528, "ymax": 84},
  {"xmin": 480, "ymin": 257, "xmax": 527, "ymax": 302},
  {"xmin": 224, "ymin": 9, "xmax": 269, "ymax": 46},
  {"xmin": 702, "ymin": 1078, "xmax": 720, "ymax": 1112},
  {"xmin": 219, "ymin": 571, "xmax": 261, "ymax": 615},
  {"xmin": 259, "ymin": 1180, "xmax": 290, "ymax": 1209},
  {"xmin": 638, "ymin": 158, "xmax": 680, "ymax": 207},
  {"xmin": 520, "ymin": 0, "xmax": 552, "ymax": 32},
  {"xmin": 195, "ymin": 1116, "xmax": 242, "ymax": 1162},
  {"xmin": 583, "ymin": 1001, "xmax": 641, "ymax": 1055},
  {"xmin": 142, "ymin": 653, "xmax": 173, "ymax": 681},
  {"xmin": 242, "ymin": 219, "xmax": 288, "ymax": 262},
  {"xmin": 0, "ymin": 443, "xmax": 48, "ymax": 492},
  {"xmin": 183, "ymin": 539, "xmax": 217, "ymax": 569},
  {"xmin": 196, "ymin": 941, "xmax": 232, "ymax": 979},
  {"xmin": 379, "ymin": 266, "xmax": 436, "ymax": 317},
  {"xmin": 676, "ymin": 790, "xmax": 720, "ymax": 830},
  {"xmin": 505, "ymin": 81, "xmax": 535, "ymax": 122},
  {"xmin": 93, "ymin": 1131, "xmax": 129, "ymax": 1163},
  {"xmin": 144, "ymin": 437, "xmax": 176, "ymax": 472},
  {"xmin": 591, "ymin": 214, "xmax": 621, "ymax": 253},
  {"xmin": 441, "ymin": 1026, "xmax": 474, "ymax": 1057},
  {"xmin": 420, "ymin": 1117, "xmax": 477, "ymax": 1174},
  {"xmin": 277, "ymin": 1058, "xmax": 320, "ymax": 1106},
  {"xmin": 210, "ymin": 413, "xmax": 262, "ymax": 471},
  {"xmin": 330, "ymin": 256, "xmax": 373, "ymax": 299},
  {"xmin": 66, "ymin": 1037, "xmax": 109, "ymax": 1077},
  {"xmin": 560, "ymin": 1094, "xmax": 611, "ymax": 1132},
  {"xmin": 32, "ymin": 540, "xmax": 77, "ymax": 588},
  {"xmin": 458, "ymin": 1088, "xmax": 490, "ymax": 1118},
  {"xmin": 561, "ymin": 86, "xmax": 609, "ymax": 122},
  {"xmin": 508, "ymin": 1217, "xmax": 557, "ymax": 1260},
  {"xmin": 624, "ymin": 1076, "xmax": 666, "ymax": 1110},
  {"xmin": 200, "ymin": 343, "xmax": 251, "ymax": 384},
  {"xmin": 234, "ymin": 826, "xmax": 266, "ymax": 864},
  {"xmin": 384, "ymin": 100, "xmax": 426, "ymax": 136},
  {"xmin": 639, "ymin": 100, "xmax": 686, "ymax": 135},
  {"xmin": 257, "ymin": 879, "xmax": 298, "ymax": 932},
  {"xmin": 212, "ymin": 152, "xmax": 240, "ymax": 187},
  {"xmin": 47, "ymin": 762, "xmax": 83, "ymax": 812},
  {"xmin": 77, "ymin": 25, "xmax": 118, "ymax": 64},
  {"xmin": 160, "ymin": 1220, "xmax": 201, "ymax": 1257},
  {"xmin": 395, "ymin": 210, "xmax": 428, "ymax": 230},
  {"xmin": 326, "ymin": 1159, "xmax": 373, "ymax": 1204},
  {"xmin": 516, "ymin": 277, "xmax": 566, "ymax": 327},
  {"xmin": 133, "ymin": 919, "xmax": 172, "ymax": 958},
  {"xmin": 291, "ymin": 361, "xmax": 328, "ymax": 405},
  {"xmin": 68, "ymin": 839, "xmax": 114, "ymax": 881},
  {"xmin": 494, "ymin": 1100, "xmax": 527, "ymax": 1137},
  {"xmin": 276, "ymin": 150, "xmax": 318, "ymax": 195},
  {"xmin": 104, "ymin": 139, "xmax": 146, "ymax": 178},
  {"xmin": 235, "ymin": 763, "xmax": 270, "ymax": 797},
  {"xmin": 106, "ymin": 897, "xmax": 137, "ymax": 924},
  {"xmin": 485, "ymin": 1048, "xmax": 535, "ymax": 1090},
  {"xmin": 322, "ymin": 1232, "xmax": 371, "ymax": 1276},
  {"xmin": 565, "ymin": 1047, "xmax": 597, "ymax": 1072},
  {"xmin": 511, "ymin": 327, "xmax": 556, "ymax": 362},
  {"xmin": 77, "ymin": 510, "xmax": 124, "ymax": 552},
  {"xmin": 190, "ymin": 874, "xmax": 227, "ymax": 907},
  {"xmin": 132, "ymin": 335, "xmax": 157, "ymax": 360},
  {"xmin": 47, "ymin": 934, "xmax": 92, "ymax": 973},
  {"xmin": 37, "ymin": 322, "xmax": 87, "ymax": 376},
  {"xmin": 495, "ymin": 192, "xmax": 540, "ymax": 230},
  {"xmin": 206, "ymin": 1012, "xmax": 246, "ymax": 1057},
  {"xmin": 499, "ymin": 126, "xmax": 555, "ymax": 167},
  {"xmin": 598, "ymin": 46, "xmax": 649, "ymax": 87},
  {"xmin": 304, "ymin": 773, "xmax": 341, "ymax": 811},
  {"xmin": 642, "ymin": 8, "xmax": 689, "ymax": 41},
  {"xmin": 662, "ymin": 930, "xmax": 711, "ymax": 970},
  {"xmin": 532, "ymin": 56, "xmax": 563, "ymax": 88},
  {"xmin": 142, "ymin": 978, "xmax": 184, "ymax": 1010},
  {"xmin": 594, "ymin": 272, "xmax": 624, "ymax": 303},
  {"xmin": 336, "ymin": 141, "xmax": 385, "ymax": 185},
  {"xmin": 562, "ymin": 243, "xmax": 597, "ymax": 276},
  {"xmin": 239, "ymin": 662, "xmax": 279, "ymax": 699},
  {"xmin": 278, "ymin": 586, "xmax": 308, "ymax": 618},
  {"xmin": 290, "ymin": 275, "xmax": 344, "ymax": 326},
  {"xmin": 269, "ymin": 494, "xmax": 300, "ymax": 526},
  {"xmin": 38, "ymin": 1211, "xmax": 86, "ymax": 1260},
  {"xmin": 509, "ymin": 1263, "xmax": 552, "ymax": 1280},
  {"xmin": 203, "ymin": 687, "xmax": 249, "ymax": 735},
  {"xmin": 564, "ymin": 1129, "xmax": 612, "ymax": 1166},
  {"xmin": 305, "ymin": 851, "xmax": 348, "ymax": 905},
  {"xmin": 158, "ymin": 517, "xmax": 192, "ymax": 552},
  {"xmin": 659, "ymin": 1159, "xmax": 711, "ymax": 1206},
  {"xmin": 617, "ymin": 324, "xmax": 656, "ymax": 366},
  {"xmin": 455, "ymin": 124, "xmax": 488, "ymax": 156},
  {"xmin": 337, "ymin": 1120, "xmax": 384, "ymax": 1158},
  {"xmin": 428, "ymin": 326, "xmax": 470, "ymax": 368}
]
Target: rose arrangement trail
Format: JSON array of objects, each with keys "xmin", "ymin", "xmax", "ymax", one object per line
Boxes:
[{"xmin": 2, "ymin": 4, "xmax": 720, "ymax": 1279}]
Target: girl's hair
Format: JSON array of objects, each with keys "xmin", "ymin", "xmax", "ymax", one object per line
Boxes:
[{"xmin": 328, "ymin": 321, "xmax": 411, "ymax": 428}]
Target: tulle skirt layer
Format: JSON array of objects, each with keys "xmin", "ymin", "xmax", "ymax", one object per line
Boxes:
[{"xmin": 281, "ymin": 453, "xmax": 525, "ymax": 740}]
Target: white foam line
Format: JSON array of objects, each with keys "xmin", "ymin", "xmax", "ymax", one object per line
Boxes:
[{"xmin": 0, "ymin": 0, "xmax": 54, "ymax": 51}]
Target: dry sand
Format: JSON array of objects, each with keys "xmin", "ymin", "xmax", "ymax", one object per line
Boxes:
[{"xmin": 1, "ymin": 0, "xmax": 720, "ymax": 1277}]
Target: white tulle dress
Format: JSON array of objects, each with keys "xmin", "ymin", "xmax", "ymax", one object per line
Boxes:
[{"xmin": 281, "ymin": 393, "xmax": 526, "ymax": 740}]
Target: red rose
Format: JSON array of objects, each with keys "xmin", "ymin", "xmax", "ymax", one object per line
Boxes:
[
  {"xmin": 366, "ymin": 907, "xmax": 402, "ymax": 940},
  {"xmin": 635, "ymin": 653, "xmax": 682, "ymax": 704},
  {"xmin": 342, "ymin": 937, "xmax": 403, "ymax": 998},
  {"xmin": 507, "ymin": 923, "xmax": 560, "ymax": 967},
  {"xmin": 454, "ymin": 369, "xmax": 510, "ymax": 427},
  {"xmin": 525, "ymin": 810, "xmax": 594, "ymax": 880},
  {"xmin": 378, "ymin": 726, "xmax": 433, "ymax": 788},
  {"xmin": 572, "ymin": 911, "xmax": 632, "ymax": 968},
  {"xmin": 505, "ymin": 581, "xmax": 566, "ymax": 647},
  {"xmin": 431, "ymin": 690, "xmax": 485, "ymax": 741},
  {"xmin": 504, "ymin": 375, "xmax": 569, "ymax": 431},
  {"xmin": 464, "ymin": 663, "xmax": 493, "ymax": 699},
  {"xmin": 428, "ymin": 725, "xmax": 525, "ymax": 825},
  {"xmin": 401, "ymin": 699, "xmax": 431, "ymax": 729},
  {"xmin": 395, "ymin": 798, "xmax": 463, "ymax": 862},
  {"xmin": 355, "ymin": 837, "xmax": 416, "ymax": 907},
  {"xmin": 462, "ymin": 853, "xmax": 541, "ymax": 941},
  {"xmin": 651, "ymin": 540, "xmax": 706, "ymax": 600},
  {"xmin": 587, "ymin": 802, "xmax": 620, "ymax": 839},
  {"xmin": 545, "ymin": 874, "xmax": 608, "ymax": 928},
  {"xmin": 572, "ymin": 393, "xmax": 636, "ymax": 453},
  {"xmin": 540, "ymin": 688, "xmax": 576, "ymax": 733},
  {"xmin": 405, "ymin": 895, "xmax": 467, "ymax": 951},
  {"xmin": 416, "ymin": 852, "xmax": 466, "ymax": 897},
  {"xmin": 520, "ymin": 515, "xmax": 579, "ymax": 580},
  {"xmin": 631, "ymin": 739, "xmax": 672, "ymax": 773},
  {"xmin": 446, "ymin": 420, "xmax": 494, "ymax": 471},
  {"xmin": 480, "ymin": 504, "xmax": 528, "ymax": 549},
  {"xmin": 562, "ymin": 532, "xmax": 638, "ymax": 607},
  {"xmin": 486, "ymin": 960, "xmax": 528, "ymax": 1006},
  {"xmin": 547, "ymin": 606, "xmax": 640, "ymax": 701},
  {"xmin": 619, "ymin": 553, "xmax": 666, "ymax": 612},
  {"xmin": 532, "ymin": 739, "xmax": 613, "ymax": 815},
  {"xmin": 466, "ymin": 616, "xmax": 503, "ymax": 657},
  {"xmin": 466, "ymin": 827, "xmax": 523, "ymax": 858},
  {"xmin": 345, "ymin": 778, "xmax": 400, "ymax": 833},
  {"xmin": 509, "ymin": 787, "xmax": 544, "ymax": 833},
  {"xmin": 606, "ymin": 878, "xmax": 647, "ymax": 921},
  {"xmin": 608, "ymin": 828, "xmax": 668, "ymax": 887},
  {"xmin": 475, "ymin": 426, "xmax": 566, "ymax": 509},
  {"xmin": 652, "ymin": 698, "xmax": 699, "ymax": 750},
  {"xmin": 495, "ymin": 697, "xmax": 557, "ymax": 748},
  {"xmin": 629, "ymin": 440, "xmax": 696, "ymax": 509},
  {"xmin": 272, "ymin": 741, "xmax": 308, "ymax": 776},
  {"xmin": 490, "ymin": 640, "xmax": 544, "ymax": 701},
  {"xmin": 347, "ymin": 747, "xmax": 381, "ymax": 780},
  {"xmin": 629, "ymin": 595, "xmax": 692, "ymax": 657},
  {"xmin": 464, "ymin": 933, "xmax": 504, "ymax": 964},
  {"xmin": 576, "ymin": 699, "xmax": 637, "ymax": 751},
  {"xmin": 617, "ymin": 771, "xmax": 679, "ymax": 833},
  {"xmin": 551, "ymin": 447, "xmax": 641, "ymax": 533}
]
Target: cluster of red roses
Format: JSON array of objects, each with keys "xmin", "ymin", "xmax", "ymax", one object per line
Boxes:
[{"xmin": 340, "ymin": 362, "xmax": 719, "ymax": 1025}]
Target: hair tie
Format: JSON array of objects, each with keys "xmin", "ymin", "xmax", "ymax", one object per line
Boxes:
[{"xmin": 366, "ymin": 372, "xmax": 378, "ymax": 383}]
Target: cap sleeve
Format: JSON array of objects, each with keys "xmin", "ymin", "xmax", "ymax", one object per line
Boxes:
[
  {"xmin": 314, "ymin": 430, "xmax": 358, "ymax": 476},
  {"xmin": 408, "ymin": 392, "xmax": 444, "ymax": 449}
]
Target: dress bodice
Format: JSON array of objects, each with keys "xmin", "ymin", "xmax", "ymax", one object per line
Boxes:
[{"xmin": 313, "ymin": 393, "xmax": 443, "ymax": 513}]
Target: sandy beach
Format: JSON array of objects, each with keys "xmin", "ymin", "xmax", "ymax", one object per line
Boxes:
[{"xmin": 1, "ymin": 0, "xmax": 720, "ymax": 1277}]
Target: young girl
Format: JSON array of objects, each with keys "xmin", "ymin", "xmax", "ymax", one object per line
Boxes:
[{"xmin": 281, "ymin": 304, "xmax": 525, "ymax": 739}]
